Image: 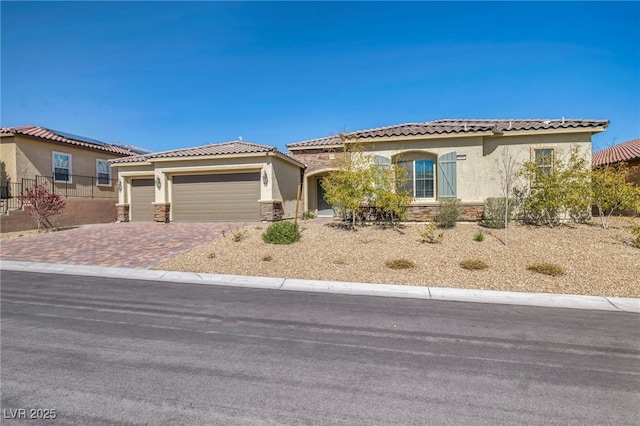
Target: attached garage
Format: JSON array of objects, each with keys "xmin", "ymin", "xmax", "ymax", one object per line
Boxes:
[
  {"xmin": 130, "ymin": 178, "xmax": 155, "ymax": 222},
  {"xmin": 172, "ymin": 173, "xmax": 260, "ymax": 222},
  {"xmin": 111, "ymin": 140, "xmax": 304, "ymax": 223}
]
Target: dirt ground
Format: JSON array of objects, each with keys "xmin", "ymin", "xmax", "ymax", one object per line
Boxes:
[{"xmin": 155, "ymin": 217, "xmax": 640, "ymax": 298}]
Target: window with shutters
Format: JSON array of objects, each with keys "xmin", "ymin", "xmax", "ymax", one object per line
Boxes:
[{"xmin": 397, "ymin": 152, "xmax": 457, "ymax": 200}]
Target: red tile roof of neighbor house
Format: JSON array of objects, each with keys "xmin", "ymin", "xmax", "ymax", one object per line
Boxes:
[
  {"xmin": 110, "ymin": 141, "xmax": 303, "ymax": 166},
  {"xmin": 0, "ymin": 125, "xmax": 141, "ymax": 156},
  {"xmin": 592, "ymin": 138, "xmax": 640, "ymax": 166},
  {"xmin": 286, "ymin": 118, "xmax": 610, "ymax": 149}
]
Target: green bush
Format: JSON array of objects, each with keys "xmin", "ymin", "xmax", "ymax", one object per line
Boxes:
[
  {"xmin": 473, "ymin": 231, "xmax": 484, "ymax": 242},
  {"xmin": 436, "ymin": 199, "xmax": 461, "ymax": 229},
  {"xmin": 482, "ymin": 197, "xmax": 515, "ymax": 229},
  {"xmin": 301, "ymin": 210, "xmax": 316, "ymax": 220},
  {"xmin": 262, "ymin": 221, "xmax": 301, "ymax": 245}
]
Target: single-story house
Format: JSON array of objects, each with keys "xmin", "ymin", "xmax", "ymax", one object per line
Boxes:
[
  {"xmin": 110, "ymin": 141, "xmax": 304, "ymax": 223},
  {"xmin": 287, "ymin": 118, "xmax": 609, "ymax": 220},
  {"xmin": 0, "ymin": 125, "xmax": 146, "ymax": 232},
  {"xmin": 592, "ymin": 138, "xmax": 640, "ymax": 185}
]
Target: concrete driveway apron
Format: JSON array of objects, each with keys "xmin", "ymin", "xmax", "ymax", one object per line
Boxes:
[{"xmin": 0, "ymin": 222, "xmax": 251, "ymax": 268}]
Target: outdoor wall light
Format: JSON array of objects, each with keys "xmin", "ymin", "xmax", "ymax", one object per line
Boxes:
[
  {"xmin": 116, "ymin": 180, "xmax": 122, "ymax": 192},
  {"xmin": 262, "ymin": 170, "xmax": 269, "ymax": 186},
  {"xmin": 155, "ymin": 176, "xmax": 162, "ymax": 189}
]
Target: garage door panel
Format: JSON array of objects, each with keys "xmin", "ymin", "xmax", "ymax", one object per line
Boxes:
[
  {"xmin": 173, "ymin": 173, "xmax": 260, "ymax": 222},
  {"xmin": 130, "ymin": 179, "xmax": 155, "ymax": 222}
]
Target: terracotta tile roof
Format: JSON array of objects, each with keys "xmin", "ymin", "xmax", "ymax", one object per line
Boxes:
[
  {"xmin": 111, "ymin": 140, "xmax": 295, "ymax": 164},
  {"xmin": 0, "ymin": 125, "xmax": 140, "ymax": 156},
  {"xmin": 286, "ymin": 118, "xmax": 610, "ymax": 149},
  {"xmin": 592, "ymin": 138, "xmax": 640, "ymax": 166}
]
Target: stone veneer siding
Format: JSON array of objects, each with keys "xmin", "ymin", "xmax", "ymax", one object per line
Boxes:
[
  {"xmin": 406, "ymin": 203, "xmax": 484, "ymax": 222},
  {"xmin": 290, "ymin": 149, "xmax": 341, "ymax": 174},
  {"xmin": 260, "ymin": 201, "xmax": 284, "ymax": 222},
  {"xmin": 116, "ymin": 204, "xmax": 130, "ymax": 222},
  {"xmin": 153, "ymin": 203, "xmax": 170, "ymax": 223}
]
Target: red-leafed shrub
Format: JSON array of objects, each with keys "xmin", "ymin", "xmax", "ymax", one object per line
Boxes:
[{"xmin": 19, "ymin": 183, "xmax": 66, "ymax": 232}]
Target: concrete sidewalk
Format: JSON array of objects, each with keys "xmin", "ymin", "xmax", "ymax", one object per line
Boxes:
[{"xmin": 2, "ymin": 260, "xmax": 638, "ymax": 313}]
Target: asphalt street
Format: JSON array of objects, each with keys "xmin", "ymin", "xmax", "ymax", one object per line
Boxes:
[{"xmin": 1, "ymin": 270, "xmax": 639, "ymax": 425}]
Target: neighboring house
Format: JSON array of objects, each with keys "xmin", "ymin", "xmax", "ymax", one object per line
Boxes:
[
  {"xmin": 592, "ymin": 138, "xmax": 640, "ymax": 185},
  {"xmin": 0, "ymin": 125, "xmax": 144, "ymax": 232},
  {"xmin": 110, "ymin": 141, "xmax": 304, "ymax": 223},
  {"xmin": 287, "ymin": 118, "xmax": 609, "ymax": 220}
]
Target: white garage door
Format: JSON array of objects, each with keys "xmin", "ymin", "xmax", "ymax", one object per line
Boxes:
[
  {"xmin": 172, "ymin": 173, "xmax": 260, "ymax": 222},
  {"xmin": 130, "ymin": 178, "xmax": 155, "ymax": 222}
]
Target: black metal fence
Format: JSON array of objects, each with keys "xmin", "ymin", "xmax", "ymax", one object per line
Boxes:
[{"xmin": 1, "ymin": 175, "xmax": 118, "ymax": 214}]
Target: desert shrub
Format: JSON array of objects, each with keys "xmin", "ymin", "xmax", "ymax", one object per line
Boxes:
[
  {"xmin": 419, "ymin": 221, "xmax": 443, "ymax": 244},
  {"xmin": 19, "ymin": 182, "xmax": 66, "ymax": 232},
  {"xmin": 301, "ymin": 210, "xmax": 316, "ymax": 220},
  {"xmin": 261, "ymin": 254, "xmax": 273, "ymax": 262},
  {"xmin": 459, "ymin": 258, "xmax": 488, "ymax": 270},
  {"xmin": 527, "ymin": 262, "xmax": 565, "ymax": 276},
  {"xmin": 482, "ymin": 197, "xmax": 515, "ymax": 229},
  {"xmin": 262, "ymin": 221, "xmax": 300, "ymax": 244},
  {"xmin": 436, "ymin": 199, "xmax": 461, "ymax": 229},
  {"xmin": 627, "ymin": 219, "xmax": 640, "ymax": 249},
  {"xmin": 232, "ymin": 228, "xmax": 247, "ymax": 242},
  {"xmin": 333, "ymin": 258, "xmax": 346, "ymax": 265},
  {"xmin": 518, "ymin": 145, "xmax": 591, "ymax": 227},
  {"xmin": 473, "ymin": 231, "xmax": 484, "ymax": 242},
  {"xmin": 592, "ymin": 162, "xmax": 640, "ymax": 229},
  {"xmin": 385, "ymin": 258, "xmax": 415, "ymax": 270}
]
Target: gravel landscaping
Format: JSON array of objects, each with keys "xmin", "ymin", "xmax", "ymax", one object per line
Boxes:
[{"xmin": 154, "ymin": 217, "xmax": 640, "ymax": 298}]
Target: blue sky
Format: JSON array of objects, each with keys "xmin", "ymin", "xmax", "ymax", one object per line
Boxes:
[{"xmin": 1, "ymin": 1, "xmax": 638, "ymax": 153}]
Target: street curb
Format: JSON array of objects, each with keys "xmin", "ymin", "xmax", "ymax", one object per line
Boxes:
[{"xmin": 1, "ymin": 260, "xmax": 639, "ymax": 313}]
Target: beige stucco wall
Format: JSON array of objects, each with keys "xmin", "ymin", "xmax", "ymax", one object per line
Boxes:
[
  {"xmin": 352, "ymin": 132, "xmax": 593, "ymax": 203},
  {"xmin": 1, "ymin": 135, "xmax": 123, "ymax": 182},
  {"xmin": 113, "ymin": 153, "xmax": 303, "ymax": 220},
  {"xmin": 269, "ymin": 155, "xmax": 302, "ymax": 218},
  {"xmin": 0, "ymin": 137, "xmax": 17, "ymax": 185}
]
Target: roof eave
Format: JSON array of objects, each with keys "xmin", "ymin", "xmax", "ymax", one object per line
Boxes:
[
  {"xmin": 9, "ymin": 132, "xmax": 136, "ymax": 156},
  {"xmin": 490, "ymin": 126, "xmax": 608, "ymax": 137}
]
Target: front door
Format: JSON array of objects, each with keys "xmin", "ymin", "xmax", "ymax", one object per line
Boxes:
[{"xmin": 317, "ymin": 177, "xmax": 334, "ymax": 216}]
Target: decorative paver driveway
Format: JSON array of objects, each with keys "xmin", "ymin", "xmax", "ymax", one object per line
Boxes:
[{"xmin": 0, "ymin": 222, "xmax": 251, "ymax": 268}]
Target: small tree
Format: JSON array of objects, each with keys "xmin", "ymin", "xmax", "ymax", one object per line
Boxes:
[
  {"xmin": 518, "ymin": 145, "xmax": 591, "ymax": 227},
  {"xmin": 19, "ymin": 182, "xmax": 66, "ymax": 232},
  {"xmin": 591, "ymin": 162, "xmax": 640, "ymax": 228},
  {"xmin": 321, "ymin": 135, "xmax": 374, "ymax": 228},
  {"xmin": 322, "ymin": 135, "xmax": 411, "ymax": 229},
  {"xmin": 496, "ymin": 146, "xmax": 519, "ymax": 244},
  {"xmin": 369, "ymin": 158, "xmax": 412, "ymax": 227}
]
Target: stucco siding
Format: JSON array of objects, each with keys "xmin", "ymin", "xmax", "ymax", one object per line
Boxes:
[
  {"xmin": 270, "ymin": 156, "xmax": 302, "ymax": 218},
  {"xmin": 290, "ymin": 132, "xmax": 593, "ymax": 208},
  {"xmin": 0, "ymin": 137, "xmax": 17, "ymax": 185},
  {"xmin": 12, "ymin": 136, "xmax": 123, "ymax": 180}
]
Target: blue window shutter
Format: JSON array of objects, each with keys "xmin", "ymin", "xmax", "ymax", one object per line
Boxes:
[{"xmin": 438, "ymin": 152, "xmax": 457, "ymax": 199}]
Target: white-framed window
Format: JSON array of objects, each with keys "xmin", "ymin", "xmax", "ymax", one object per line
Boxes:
[
  {"xmin": 399, "ymin": 159, "xmax": 435, "ymax": 199},
  {"xmin": 96, "ymin": 159, "xmax": 111, "ymax": 186},
  {"xmin": 52, "ymin": 151, "xmax": 72, "ymax": 183},
  {"xmin": 534, "ymin": 148, "xmax": 554, "ymax": 176}
]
